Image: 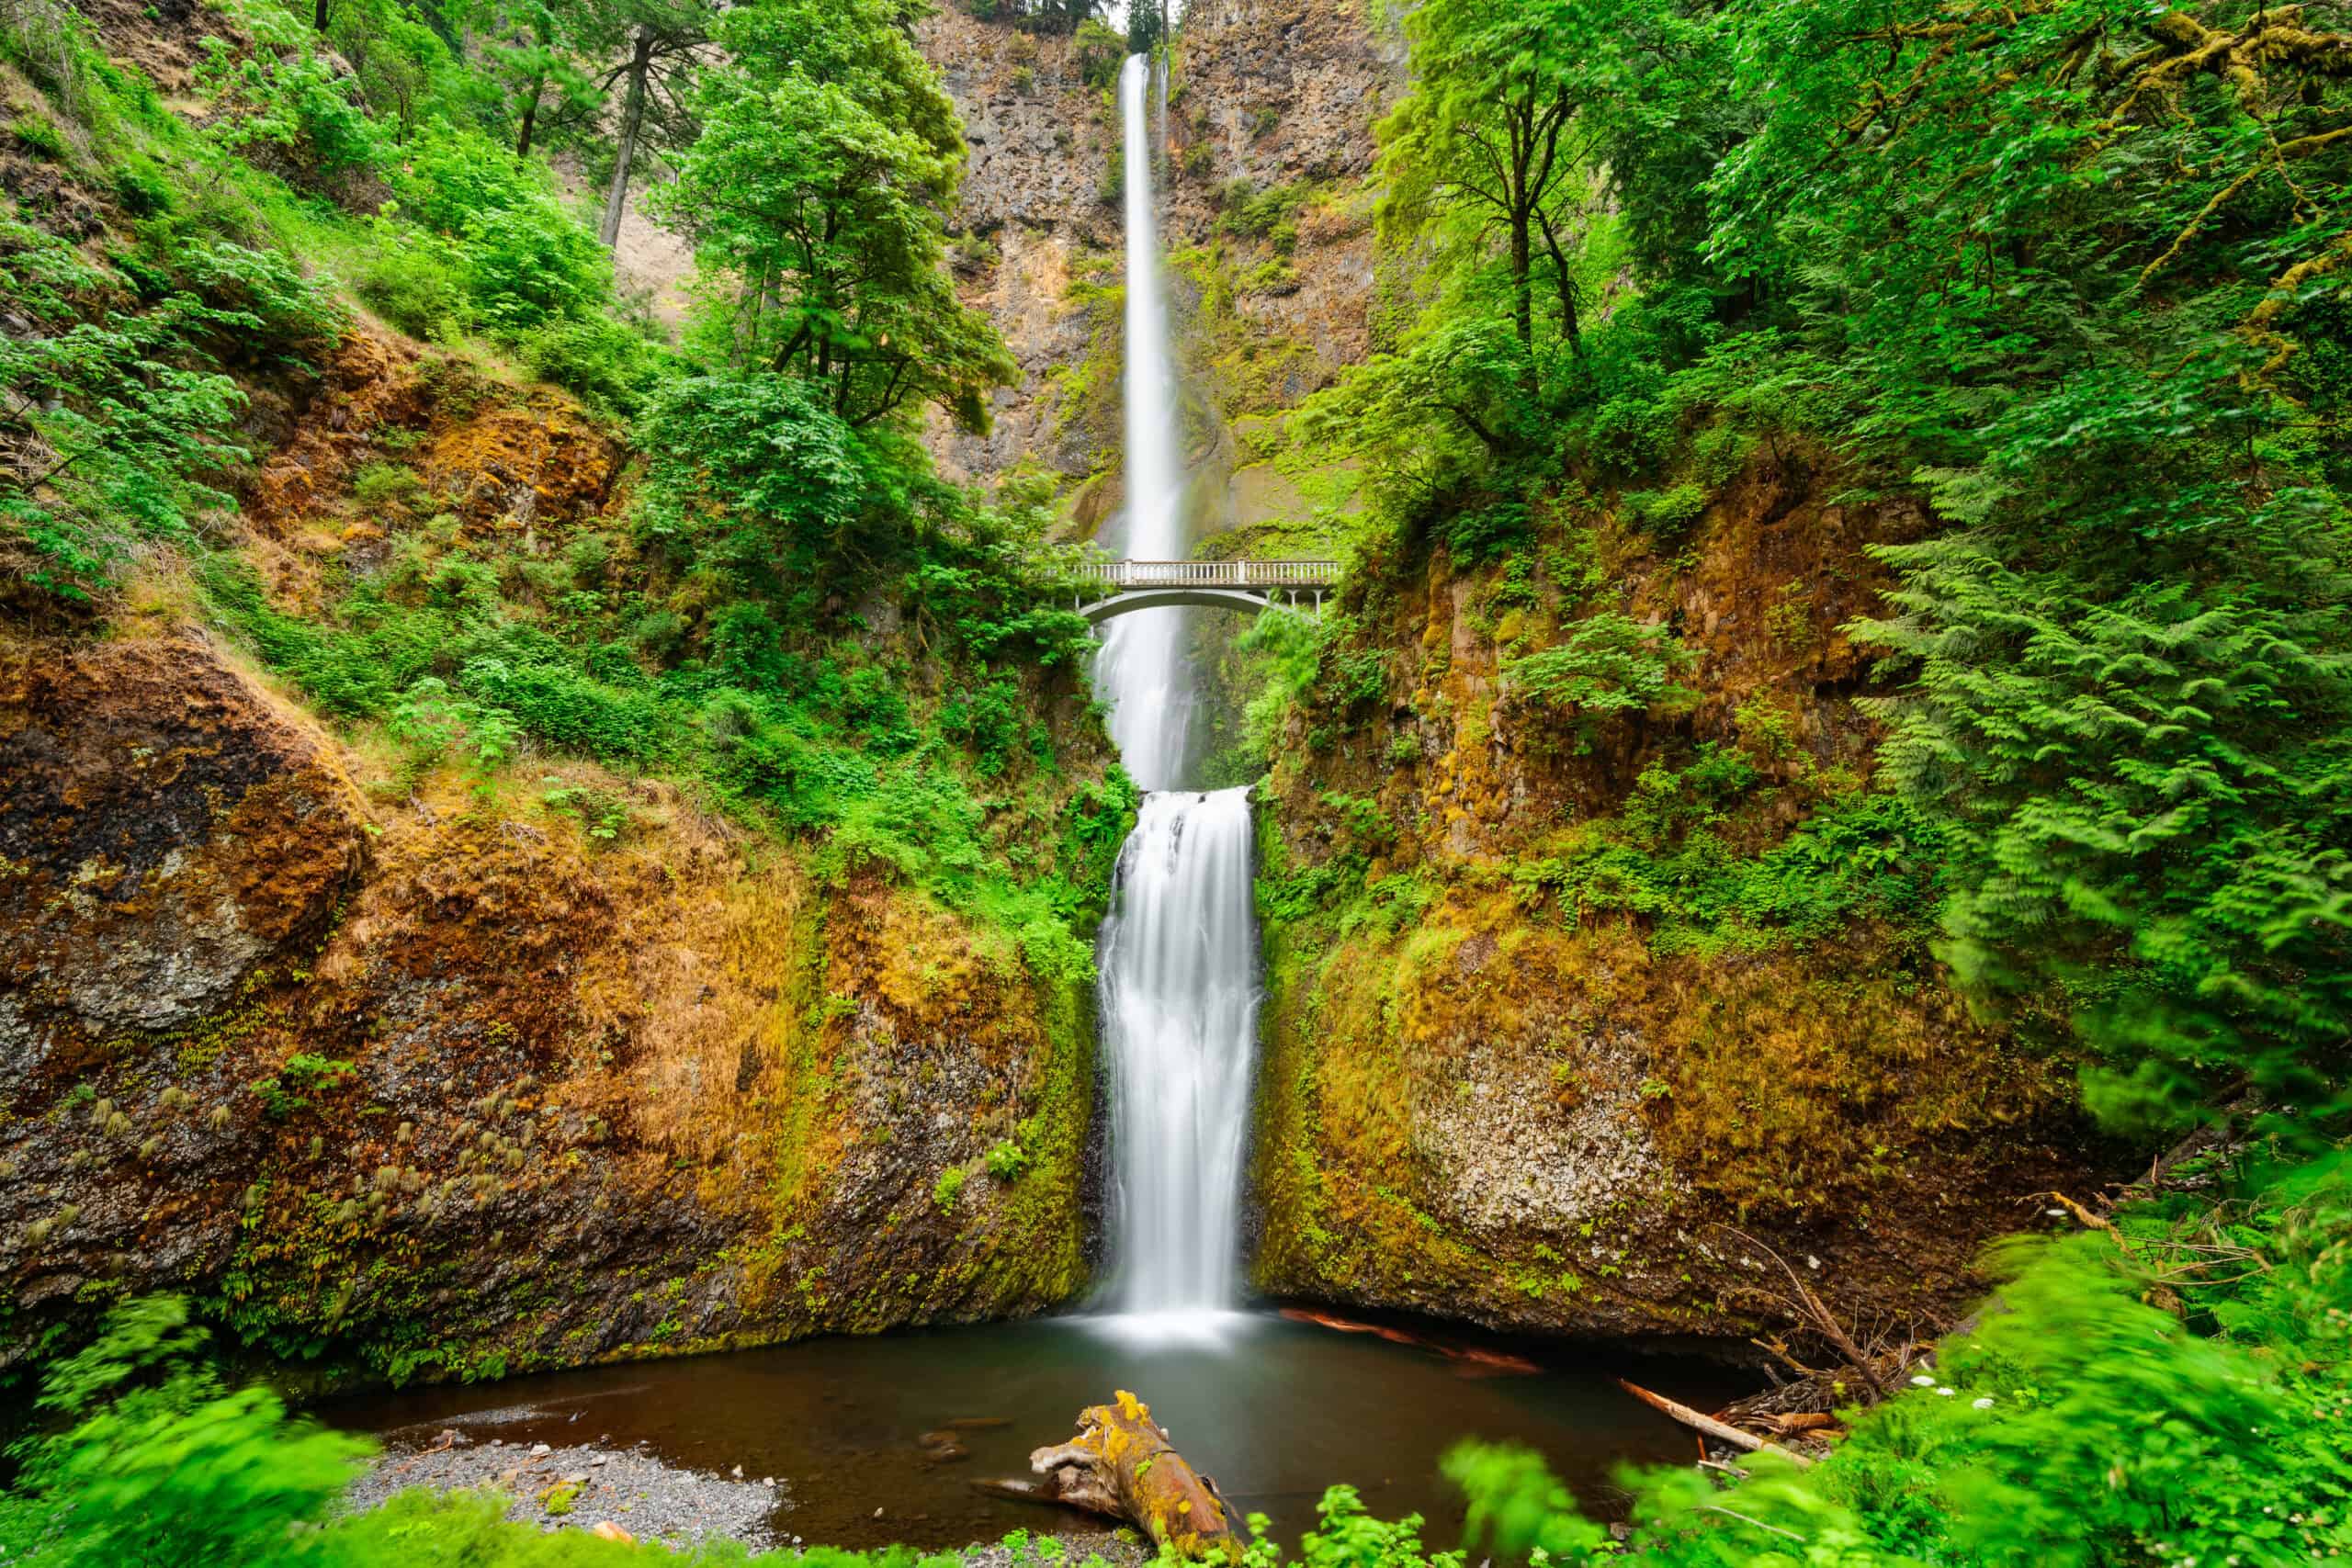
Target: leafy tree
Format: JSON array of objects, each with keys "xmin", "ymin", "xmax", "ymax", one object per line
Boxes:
[
  {"xmin": 467, "ymin": 0, "xmax": 601, "ymax": 156},
  {"xmin": 969, "ymin": 0, "xmax": 1109, "ymax": 35},
  {"xmin": 1697, "ymin": 0, "xmax": 2352, "ymax": 1131},
  {"xmin": 657, "ymin": 0, "xmax": 1015, "ymax": 431},
  {"xmin": 1378, "ymin": 0, "xmax": 1601, "ymax": 357}
]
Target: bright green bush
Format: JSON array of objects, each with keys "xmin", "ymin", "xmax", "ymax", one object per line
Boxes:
[
  {"xmin": 515, "ymin": 315, "xmax": 667, "ymax": 416},
  {"xmin": 0, "ymin": 219, "xmax": 334, "ymax": 601},
  {"xmin": 1505, "ymin": 612, "xmax": 1695, "ymax": 721}
]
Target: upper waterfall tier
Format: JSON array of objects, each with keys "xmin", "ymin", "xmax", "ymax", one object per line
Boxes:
[{"xmin": 1093, "ymin": 51, "xmax": 1193, "ymax": 792}]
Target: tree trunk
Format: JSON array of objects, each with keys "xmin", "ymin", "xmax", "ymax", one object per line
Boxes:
[
  {"xmin": 1020, "ymin": 1393, "xmax": 1243, "ymax": 1561},
  {"xmin": 600, "ymin": 28, "xmax": 654, "ymax": 249},
  {"xmin": 312, "ymin": 0, "xmax": 330, "ymax": 30},
  {"xmin": 515, "ymin": 72, "xmax": 544, "ymax": 158},
  {"xmin": 1537, "ymin": 208, "xmax": 1583, "ymax": 358},
  {"xmin": 1510, "ymin": 211, "xmax": 1534, "ymax": 348}
]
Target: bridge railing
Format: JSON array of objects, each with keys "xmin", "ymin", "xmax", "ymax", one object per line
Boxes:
[{"xmin": 1077, "ymin": 558, "xmax": 1341, "ymax": 592}]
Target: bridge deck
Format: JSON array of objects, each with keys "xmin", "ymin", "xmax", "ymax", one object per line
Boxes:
[{"xmin": 1080, "ymin": 559, "xmax": 1340, "ymax": 592}]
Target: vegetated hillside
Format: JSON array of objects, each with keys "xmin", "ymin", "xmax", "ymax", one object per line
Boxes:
[
  {"xmin": 0, "ymin": 0, "xmax": 1134, "ymax": 1383},
  {"xmin": 1247, "ymin": 444, "xmax": 2098, "ymax": 1338}
]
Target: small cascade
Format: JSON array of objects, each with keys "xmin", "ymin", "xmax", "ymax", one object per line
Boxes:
[{"xmin": 1088, "ymin": 51, "xmax": 1261, "ymax": 1337}]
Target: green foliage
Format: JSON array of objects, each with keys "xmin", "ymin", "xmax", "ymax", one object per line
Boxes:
[
  {"xmin": 387, "ymin": 126, "xmax": 611, "ymax": 336},
  {"xmin": 0, "ymin": 1296, "xmax": 371, "ymax": 1565},
  {"xmin": 1505, "ymin": 612, "xmax": 1694, "ymax": 727},
  {"xmin": 245, "ymin": 1055, "xmax": 356, "ymax": 1122},
  {"xmin": 932, "ymin": 1165, "xmax": 967, "ymax": 1213},
  {"xmin": 0, "ymin": 218, "xmax": 333, "ymax": 600},
  {"xmin": 1225, "ymin": 1158, "xmax": 2352, "ymax": 1568},
  {"xmin": 514, "ymin": 315, "xmax": 667, "ymax": 417},
  {"xmin": 658, "ymin": 0, "xmax": 1015, "ymax": 431},
  {"xmin": 1069, "ymin": 18, "xmax": 1125, "ymax": 90},
  {"xmin": 198, "ymin": 6, "xmax": 383, "ymax": 182},
  {"xmin": 1308, "ymin": 0, "xmax": 2352, "ymax": 1134}
]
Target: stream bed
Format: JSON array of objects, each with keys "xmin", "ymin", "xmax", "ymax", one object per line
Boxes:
[{"xmin": 329, "ymin": 1311, "xmax": 1744, "ymax": 1551}]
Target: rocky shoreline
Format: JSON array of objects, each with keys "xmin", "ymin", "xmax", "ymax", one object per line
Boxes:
[
  {"xmin": 345, "ymin": 1428, "xmax": 788, "ymax": 1551},
  {"xmin": 345, "ymin": 1425, "xmax": 1156, "ymax": 1566}
]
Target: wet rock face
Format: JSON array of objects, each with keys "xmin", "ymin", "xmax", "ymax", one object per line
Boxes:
[
  {"xmin": 0, "ymin": 636, "xmax": 364, "ymax": 1071},
  {"xmin": 913, "ymin": 0, "xmax": 1400, "ymax": 498},
  {"xmin": 0, "ymin": 632, "xmax": 1096, "ymax": 1384},
  {"xmin": 1249, "ymin": 466, "xmax": 2103, "ymax": 1340}
]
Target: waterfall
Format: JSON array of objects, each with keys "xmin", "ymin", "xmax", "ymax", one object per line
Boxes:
[
  {"xmin": 1087, "ymin": 52, "xmax": 1259, "ymax": 1337},
  {"xmin": 1095, "ymin": 52, "xmax": 1191, "ymax": 795},
  {"xmin": 1097, "ymin": 789, "xmax": 1261, "ymax": 1320}
]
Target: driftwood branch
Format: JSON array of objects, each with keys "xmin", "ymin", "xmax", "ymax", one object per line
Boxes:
[
  {"xmin": 1000, "ymin": 1392, "xmax": 1243, "ymax": 1561},
  {"xmin": 1615, "ymin": 1380, "xmax": 1815, "ymax": 1469}
]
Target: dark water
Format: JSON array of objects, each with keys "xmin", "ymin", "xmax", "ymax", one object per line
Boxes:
[{"xmin": 328, "ymin": 1311, "xmax": 1741, "ymax": 1551}]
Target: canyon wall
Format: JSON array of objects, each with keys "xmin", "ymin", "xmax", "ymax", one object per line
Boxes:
[
  {"xmin": 1245, "ymin": 459, "xmax": 2103, "ymax": 1337},
  {"xmin": 0, "ymin": 335, "xmax": 1104, "ymax": 1386}
]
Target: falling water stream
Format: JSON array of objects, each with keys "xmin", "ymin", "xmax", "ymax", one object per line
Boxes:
[
  {"xmin": 1090, "ymin": 52, "xmax": 1261, "ymax": 1337},
  {"xmin": 1096, "ymin": 52, "xmax": 1192, "ymax": 793}
]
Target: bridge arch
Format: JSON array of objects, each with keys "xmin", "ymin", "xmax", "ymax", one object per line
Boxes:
[
  {"xmin": 1080, "ymin": 586, "xmax": 1315, "ymax": 625},
  {"xmin": 1074, "ymin": 559, "xmax": 1339, "ymax": 627}
]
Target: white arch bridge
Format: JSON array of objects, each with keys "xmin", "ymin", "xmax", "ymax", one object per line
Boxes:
[{"xmin": 1075, "ymin": 559, "xmax": 1340, "ymax": 625}]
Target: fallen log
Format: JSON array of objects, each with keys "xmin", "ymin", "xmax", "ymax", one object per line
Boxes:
[
  {"xmin": 1615, "ymin": 1379, "xmax": 1815, "ymax": 1469},
  {"xmin": 1018, "ymin": 1391, "xmax": 1243, "ymax": 1560}
]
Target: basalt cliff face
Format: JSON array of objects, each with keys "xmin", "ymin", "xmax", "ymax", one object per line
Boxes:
[
  {"xmin": 914, "ymin": 0, "xmax": 1398, "ymax": 532},
  {"xmin": 1245, "ymin": 460, "xmax": 2103, "ymax": 1339},
  {"xmin": 0, "ymin": 337, "xmax": 1102, "ymax": 1387}
]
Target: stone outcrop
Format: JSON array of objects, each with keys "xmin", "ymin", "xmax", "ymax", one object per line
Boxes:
[
  {"xmin": 0, "ymin": 636, "xmax": 365, "ymax": 1080},
  {"xmin": 1247, "ymin": 457, "xmax": 2103, "ymax": 1339},
  {"xmin": 0, "ymin": 625, "xmax": 1098, "ymax": 1384}
]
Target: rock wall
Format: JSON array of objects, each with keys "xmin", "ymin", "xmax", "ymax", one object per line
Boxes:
[
  {"xmin": 0, "ymin": 630, "xmax": 1097, "ymax": 1385},
  {"xmin": 0, "ymin": 335, "xmax": 1103, "ymax": 1386},
  {"xmin": 1246, "ymin": 458, "xmax": 2104, "ymax": 1339}
]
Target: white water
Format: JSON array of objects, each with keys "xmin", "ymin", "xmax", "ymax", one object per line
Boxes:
[
  {"xmin": 1088, "ymin": 53, "xmax": 1260, "ymax": 1344},
  {"xmin": 1095, "ymin": 52, "xmax": 1191, "ymax": 794},
  {"xmin": 1096, "ymin": 790, "xmax": 1261, "ymax": 1331}
]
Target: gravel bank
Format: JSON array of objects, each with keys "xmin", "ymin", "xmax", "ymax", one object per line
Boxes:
[{"xmin": 347, "ymin": 1427, "xmax": 786, "ymax": 1551}]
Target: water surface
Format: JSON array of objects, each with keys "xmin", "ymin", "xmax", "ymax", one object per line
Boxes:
[{"xmin": 332, "ymin": 1311, "xmax": 1740, "ymax": 1551}]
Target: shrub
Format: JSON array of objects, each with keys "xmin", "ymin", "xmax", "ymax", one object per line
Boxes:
[
  {"xmin": 1070, "ymin": 18, "xmax": 1124, "ymax": 89},
  {"xmin": 455, "ymin": 197, "xmax": 607, "ymax": 335},
  {"xmin": 932, "ymin": 1165, "xmax": 967, "ymax": 1213},
  {"xmin": 350, "ymin": 461, "xmax": 427, "ymax": 517},
  {"xmin": 984, "ymin": 1138, "xmax": 1031, "ymax": 1181},
  {"xmin": 514, "ymin": 314, "xmax": 663, "ymax": 416},
  {"xmin": 1507, "ymin": 612, "xmax": 1697, "ymax": 731},
  {"xmin": 354, "ymin": 238, "xmax": 464, "ymax": 342},
  {"xmin": 8, "ymin": 111, "xmax": 66, "ymax": 158}
]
